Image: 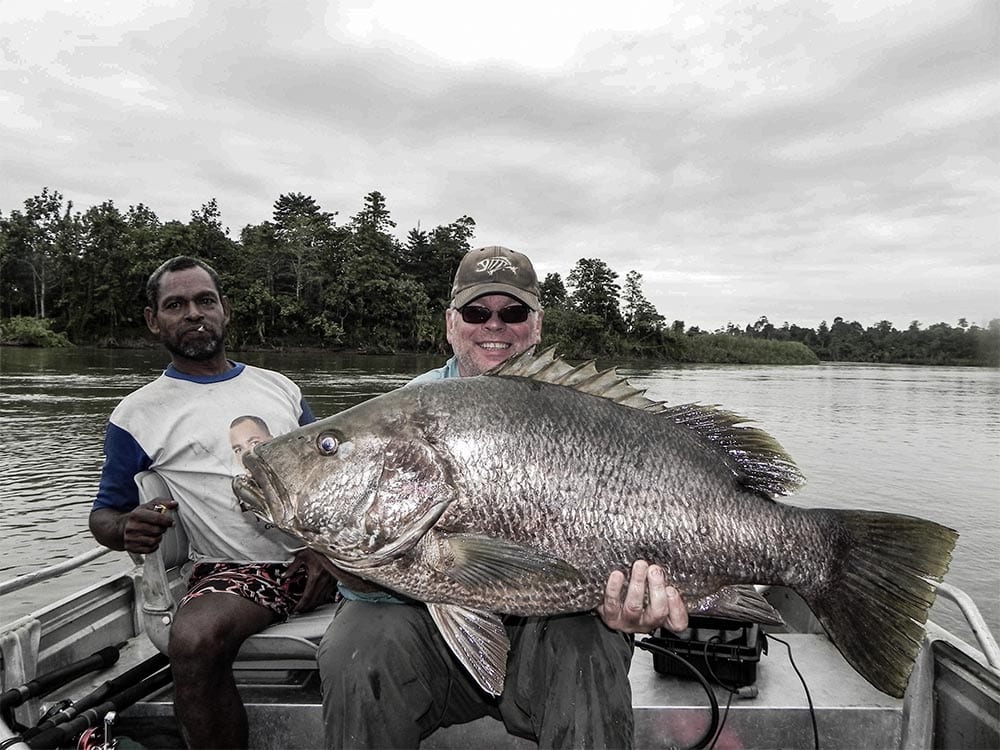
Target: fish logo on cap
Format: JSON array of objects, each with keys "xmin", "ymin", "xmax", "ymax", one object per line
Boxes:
[{"xmin": 476, "ymin": 258, "xmax": 519, "ymax": 276}]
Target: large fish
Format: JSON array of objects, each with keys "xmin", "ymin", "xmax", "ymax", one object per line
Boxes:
[{"xmin": 233, "ymin": 347, "xmax": 957, "ymax": 698}]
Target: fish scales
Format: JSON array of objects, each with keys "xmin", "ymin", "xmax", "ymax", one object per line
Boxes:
[{"xmin": 393, "ymin": 376, "xmax": 799, "ymax": 610}]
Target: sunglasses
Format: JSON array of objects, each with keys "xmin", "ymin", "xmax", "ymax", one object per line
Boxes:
[{"xmin": 455, "ymin": 304, "xmax": 532, "ymax": 325}]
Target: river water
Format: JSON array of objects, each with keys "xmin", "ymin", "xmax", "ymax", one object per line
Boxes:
[{"xmin": 1, "ymin": 347, "xmax": 997, "ymax": 645}]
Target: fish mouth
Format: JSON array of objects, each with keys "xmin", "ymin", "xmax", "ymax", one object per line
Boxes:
[
  {"xmin": 232, "ymin": 453, "xmax": 290, "ymax": 525},
  {"xmin": 232, "ymin": 474, "xmax": 269, "ymax": 520}
]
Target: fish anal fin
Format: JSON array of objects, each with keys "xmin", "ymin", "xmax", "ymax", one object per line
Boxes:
[
  {"xmin": 426, "ymin": 604, "xmax": 509, "ymax": 696},
  {"xmin": 690, "ymin": 584, "xmax": 785, "ymax": 626}
]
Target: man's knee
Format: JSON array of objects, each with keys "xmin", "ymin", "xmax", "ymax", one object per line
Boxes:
[
  {"xmin": 500, "ymin": 615, "xmax": 635, "ymax": 745},
  {"xmin": 510, "ymin": 614, "xmax": 633, "ymax": 692},
  {"xmin": 318, "ymin": 601, "xmax": 466, "ymax": 713},
  {"xmin": 319, "ymin": 601, "xmax": 428, "ymax": 684},
  {"xmin": 540, "ymin": 614, "xmax": 631, "ymax": 659},
  {"xmin": 169, "ymin": 611, "xmax": 231, "ymax": 665},
  {"xmin": 169, "ymin": 594, "xmax": 272, "ymax": 666}
]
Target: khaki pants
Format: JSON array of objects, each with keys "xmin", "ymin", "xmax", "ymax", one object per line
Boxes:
[{"xmin": 318, "ymin": 599, "xmax": 635, "ymax": 749}]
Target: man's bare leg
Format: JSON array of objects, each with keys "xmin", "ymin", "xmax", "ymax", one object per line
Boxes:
[{"xmin": 168, "ymin": 592, "xmax": 276, "ymax": 749}]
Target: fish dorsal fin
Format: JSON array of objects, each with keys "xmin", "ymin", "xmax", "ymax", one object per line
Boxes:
[
  {"xmin": 489, "ymin": 345, "xmax": 656, "ymax": 410},
  {"xmin": 488, "ymin": 346, "xmax": 805, "ymax": 497},
  {"xmin": 660, "ymin": 402, "xmax": 805, "ymax": 497}
]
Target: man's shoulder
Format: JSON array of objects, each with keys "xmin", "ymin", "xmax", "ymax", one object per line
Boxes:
[
  {"xmin": 106, "ymin": 372, "xmax": 175, "ymax": 431},
  {"xmin": 408, "ymin": 357, "xmax": 459, "ymax": 385},
  {"xmin": 114, "ymin": 370, "xmax": 171, "ymax": 404},
  {"xmin": 408, "ymin": 367, "xmax": 447, "ymax": 385},
  {"xmin": 240, "ymin": 363, "xmax": 301, "ymax": 390}
]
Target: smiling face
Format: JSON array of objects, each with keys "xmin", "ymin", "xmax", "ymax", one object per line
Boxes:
[
  {"xmin": 144, "ymin": 265, "xmax": 231, "ymax": 372},
  {"xmin": 446, "ymin": 293, "xmax": 543, "ymax": 376}
]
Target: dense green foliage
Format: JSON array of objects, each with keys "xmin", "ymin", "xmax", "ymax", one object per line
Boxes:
[
  {"xmin": 0, "ymin": 316, "xmax": 72, "ymax": 347},
  {"xmin": 1, "ymin": 188, "xmax": 996, "ymax": 366},
  {"xmin": 693, "ymin": 315, "xmax": 1000, "ymax": 367}
]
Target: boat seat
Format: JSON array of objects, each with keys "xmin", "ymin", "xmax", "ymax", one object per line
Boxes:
[{"xmin": 134, "ymin": 471, "xmax": 335, "ymax": 666}]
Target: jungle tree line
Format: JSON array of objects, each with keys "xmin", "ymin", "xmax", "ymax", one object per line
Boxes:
[{"xmin": 1, "ymin": 188, "xmax": 997, "ymax": 366}]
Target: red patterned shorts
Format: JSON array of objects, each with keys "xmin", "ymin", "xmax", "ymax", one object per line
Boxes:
[{"xmin": 180, "ymin": 561, "xmax": 308, "ymax": 619}]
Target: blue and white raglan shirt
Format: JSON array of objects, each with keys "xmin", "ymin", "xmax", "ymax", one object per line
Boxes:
[{"xmin": 92, "ymin": 362, "xmax": 315, "ymax": 564}]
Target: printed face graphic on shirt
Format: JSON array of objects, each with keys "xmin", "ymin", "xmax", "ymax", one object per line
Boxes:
[{"xmin": 230, "ymin": 415, "xmax": 273, "ymax": 472}]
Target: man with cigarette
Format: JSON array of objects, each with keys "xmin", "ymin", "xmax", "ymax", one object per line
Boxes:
[{"xmin": 88, "ymin": 256, "xmax": 335, "ymax": 750}]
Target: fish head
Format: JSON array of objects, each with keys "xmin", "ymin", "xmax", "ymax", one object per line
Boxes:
[
  {"xmin": 233, "ymin": 413, "xmax": 386, "ymax": 549},
  {"xmin": 232, "ymin": 395, "xmax": 458, "ymax": 570},
  {"xmin": 233, "ymin": 431, "xmax": 322, "ymax": 528}
]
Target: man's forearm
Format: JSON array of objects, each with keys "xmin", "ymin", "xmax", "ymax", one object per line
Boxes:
[{"xmin": 89, "ymin": 507, "xmax": 128, "ymax": 551}]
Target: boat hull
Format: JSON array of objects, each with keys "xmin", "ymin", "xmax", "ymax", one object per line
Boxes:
[{"xmin": 2, "ymin": 563, "xmax": 998, "ymax": 750}]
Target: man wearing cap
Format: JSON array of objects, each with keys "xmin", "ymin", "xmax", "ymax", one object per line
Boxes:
[{"xmin": 317, "ymin": 246, "xmax": 689, "ymax": 749}]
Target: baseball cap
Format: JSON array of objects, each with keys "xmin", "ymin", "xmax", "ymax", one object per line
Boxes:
[{"xmin": 450, "ymin": 246, "xmax": 541, "ymax": 310}]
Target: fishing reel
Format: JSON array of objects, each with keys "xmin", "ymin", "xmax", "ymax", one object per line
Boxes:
[{"xmin": 75, "ymin": 711, "xmax": 116, "ymax": 750}]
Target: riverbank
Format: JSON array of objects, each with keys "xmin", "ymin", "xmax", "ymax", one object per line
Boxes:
[{"xmin": 3, "ymin": 313, "xmax": 997, "ymax": 367}]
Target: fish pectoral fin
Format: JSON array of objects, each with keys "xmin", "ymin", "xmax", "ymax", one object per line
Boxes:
[
  {"xmin": 426, "ymin": 604, "xmax": 509, "ymax": 696},
  {"xmin": 691, "ymin": 585, "xmax": 785, "ymax": 626},
  {"xmin": 440, "ymin": 534, "xmax": 580, "ymax": 588}
]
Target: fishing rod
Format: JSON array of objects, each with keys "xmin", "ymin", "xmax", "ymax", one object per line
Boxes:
[
  {"xmin": 23, "ymin": 666, "xmax": 172, "ymax": 750},
  {"xmin": 0, "ymin": 646, "xmax": 121, "ymax": 726},
  {"xmin": 9, "ymin": 653, "xmax": 168, "ymax": 747}
]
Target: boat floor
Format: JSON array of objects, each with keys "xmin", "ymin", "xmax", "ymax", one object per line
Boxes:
[
  {"xmin": 108, "ymin": 634, "xmax": 901, "ymax": 750},
  {"xmin": 12, "ymin": 574, "xmax": 997, "ymax": 749}
]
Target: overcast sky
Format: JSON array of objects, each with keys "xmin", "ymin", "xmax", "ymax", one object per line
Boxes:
[{"xmin": 2, "ymin": 1, "xmax": 997, "ymax": 331}]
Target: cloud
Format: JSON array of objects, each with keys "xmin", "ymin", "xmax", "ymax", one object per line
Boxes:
[{"xmin": 1, "ymin": 0, "xmax": 997, "ymax": 330}]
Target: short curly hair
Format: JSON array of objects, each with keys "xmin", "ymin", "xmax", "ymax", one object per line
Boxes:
[{"xmin": 146, "ymin": 256, "xmax": 223, "ymax": 309}]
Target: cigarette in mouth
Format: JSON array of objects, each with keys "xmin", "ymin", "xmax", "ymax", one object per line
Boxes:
[{"xmin": 197, "ymin": 325, "xmax": 205, "ymax": 332}]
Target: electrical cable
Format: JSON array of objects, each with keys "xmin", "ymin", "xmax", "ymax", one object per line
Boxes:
[
  {"xmin": 642, "ymin": 627, "xmax": 820, "ymax": 750},
  {"xmin": 701, "ymin": 636, "xmax": 736, "ymax": 750},
  {"xmin": 766, "ymin": 634, "xmax": 819, "ymax": 750},
  {"xmin": 699, "ymin": 633, "xmax": 760, "ymax": 749},
  {"xmin": 636, "ymin": 637, "xmax": 720, "ymax": 750},
  {"xmin": 708, "ymin": 690, "xmax": 736, "ymax": 750}
]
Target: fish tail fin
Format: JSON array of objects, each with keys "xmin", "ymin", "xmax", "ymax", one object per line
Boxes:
[{"xmin": 798, "ymin": 510, "xmax": 958, "ymax": 698}]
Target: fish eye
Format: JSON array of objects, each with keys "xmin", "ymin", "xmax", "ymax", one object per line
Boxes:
[{"xmin": 317, "ymin": 433, "xmax": 339, "ymax": 455}]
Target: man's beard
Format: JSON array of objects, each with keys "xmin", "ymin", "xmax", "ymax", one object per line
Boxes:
[
  {"xmin": 454, "ymin": 351, "xmax": 486, "ymax": 377},
  {"xmin": 164, "ymin": 332, "xmax": 225, "ymax": 361}
]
